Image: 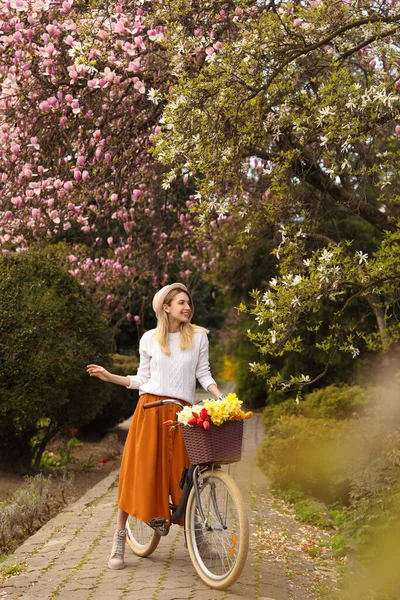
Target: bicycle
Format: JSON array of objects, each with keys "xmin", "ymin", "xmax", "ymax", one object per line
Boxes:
[{"xmin": 125, "ymin": 398, "xmax": 249, "ymax": 590}]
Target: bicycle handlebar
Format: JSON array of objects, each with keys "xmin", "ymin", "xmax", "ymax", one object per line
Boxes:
[
  {"xmin": 143, "ymin": 398, "xmax": 185, "ymax": 410},
  {"xmin": 143, "ymin": 400, "xmax": 163, "ymax": 408}
]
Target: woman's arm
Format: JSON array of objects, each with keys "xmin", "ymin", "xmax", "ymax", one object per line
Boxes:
[
  {"xmin": 86, "ymin": 364, "xmax": 130, "ymax": 387},
  {"xmin": 196, "ymin": 333, "xmax": 222, "ymax": 398},
  {"xmin": 207, "ymin": 383, "xmax": 223, "ymax": 400}
]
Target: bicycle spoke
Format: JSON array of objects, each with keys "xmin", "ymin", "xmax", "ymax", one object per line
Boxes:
[
  {"xmin": 185, "ymin": 470, "xmax": 248, "ymax": 588},
  {"xmin": 126, "ymin": 515, "xmax": 160, "ymax": 557}
]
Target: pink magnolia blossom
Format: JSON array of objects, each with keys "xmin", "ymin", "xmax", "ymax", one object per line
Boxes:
[
  {"xmin": 63, "ymin": 181, "xmax": 73, "ymax": 192},
  {"xmin": 39, "ymin": 101, "xmax": 50, "ymax": 112},
  {"xmin": 0, "ymin": 0, "xmax": 226, "ymax": 324}
]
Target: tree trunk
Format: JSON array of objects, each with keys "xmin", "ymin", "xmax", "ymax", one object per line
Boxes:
[{"xmin": 366, "ymin": 292, "xmax": 389, "ymax": 352}]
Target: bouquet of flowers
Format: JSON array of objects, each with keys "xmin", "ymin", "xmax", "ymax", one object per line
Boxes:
[{"xmin": 176, "ymin": 393, "xmax": 253, "ymax": 430}]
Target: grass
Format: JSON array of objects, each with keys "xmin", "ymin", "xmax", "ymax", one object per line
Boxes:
[
  {"xmin": 279, "ymin": 488, "xmax": 333, "ymax": 528},
  {"xmin": 310, "ymin": 579, "xmax": 340, "ymax": 600},
  {"xmin": 0, "ymin": 561, "xmax": 25, "ymax": 577},
  {"xmin": 277, "ymin": 488, "xmax": 352, "ymax": 561}
]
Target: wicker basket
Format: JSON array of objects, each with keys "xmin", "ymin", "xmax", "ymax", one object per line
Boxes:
[{"xmin": 180, "ymin": 420, "xmax": 244, "ymax": 464}]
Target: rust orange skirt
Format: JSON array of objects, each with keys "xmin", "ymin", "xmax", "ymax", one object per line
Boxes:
[{"xmin": 118, "ymin": 393, "xmax": 190, "ymax": 525}]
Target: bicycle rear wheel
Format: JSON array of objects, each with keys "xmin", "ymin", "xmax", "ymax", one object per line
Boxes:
[
  {"xmin": 126, "ymin": 515, "xmax": 160, "ymax": 557},
  {"xmin": 185, "ymin": 469, "xmax": 249, "ymax": 590}
]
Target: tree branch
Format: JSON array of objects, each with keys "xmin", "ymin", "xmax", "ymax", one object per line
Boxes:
[
  {"xmin": 339, "ymin": 24, "xmax": 400, "ymax": 63},
  {"xmin": 252, "ymin": 15, "xmax": 400, "ymax": 96}
]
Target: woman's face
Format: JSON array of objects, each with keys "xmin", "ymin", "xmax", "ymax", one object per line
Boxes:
[{"xmin": 164, "ymin": 292, "xmax": 192, "ymax": 326}]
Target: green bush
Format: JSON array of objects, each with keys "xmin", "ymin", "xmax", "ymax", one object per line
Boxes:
[
  {"xmin": 257, "ymin": 414, "xmax": 352, "ymax": 503},
  {"xmin": 262, "ymin": 384, "xmax": 369, "ymax": 428},
  {"xmin": 259, "ymin": 383, "xmax": 400, "ymax": 539},
  {"xmin": 0, "ymin": 250, "xmax": 112, "ymax": 470},
  {"xmin": 262, "ymin": 397, "xmax": 301, "ymax": 428},
  {"xmin": 301, "ymin": 385, "xmax": 367, "ymax": 419},
  {"xmin": 79, "ymin": 353, "xmax": 139, "ymax": 437},
  {"xmin": 258, "ymin": 381, "xmax": 400, "ymax": 597}
]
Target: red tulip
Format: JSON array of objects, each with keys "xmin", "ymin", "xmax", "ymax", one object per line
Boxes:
[
  {"xmin": 188, "ymin": 417, "xmax": 197, "ymax": 426},
  {"xmin": 101, "ymin": 457, "xmax": 109, "ymax": 464},
  {"xmin": 203, "ymin": 421, "xmax": 211, "ymax": 430},
  {"xmin": 200, "ymin": 408, "xmax": 209, "ymax": 420}
]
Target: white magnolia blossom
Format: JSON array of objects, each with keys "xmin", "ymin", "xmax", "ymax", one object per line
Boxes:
[
  {"xmin": 345, "ymin": 98, "xmax": 357, "ymax": 111},
  {"xmin": 291, "ymin": 296, "xmax": 301, "ymax": 307},
  {"xmin": 299, "ymin": 374, "xmax": 310, "ymax": 382},
  {"xmin": 320, "ymin": 135, "xmax": 329, "ymax": 147},
  {"xmin": 315, "ymin": 105, "xmax": 335, "ymax": 127},
  {"xmin": 319, "ymin": 249, "xmax": 334, "ymax": 263},
  {"xmin": 356, "ymin": 251, "xmax": 368, "ymax": 264},
  {"xmin": 292, "ymin": 274, "xmax": 302, "ymax": 286},
  {"xmin": 147, "ymin": 88, "xmax": 161, "ymax": 104},
  {"xmin": 349, "ymin": 345, "xmax": 360, "ymax": 358}
]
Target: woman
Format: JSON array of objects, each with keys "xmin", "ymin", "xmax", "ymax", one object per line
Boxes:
[{"xmin": 87, "ymin": 282, "xmax": 224, "ymax": 569}]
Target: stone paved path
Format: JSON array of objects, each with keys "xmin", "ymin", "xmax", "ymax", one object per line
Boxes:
[{"xmin": 1, "ymin": 392, "xmax": 323, "ymax": 600}]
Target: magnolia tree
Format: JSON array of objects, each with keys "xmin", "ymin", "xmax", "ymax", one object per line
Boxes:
[
  {"xmin": 153, "ymin": 0, "xmax": 400, "ymax": 389},
  {"xmin": 0, "ymin": 0, "xmax": 216, "ymax": 328}
]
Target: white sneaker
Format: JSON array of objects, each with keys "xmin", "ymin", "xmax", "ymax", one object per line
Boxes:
[{"xmin": 108, "ymin": 528, "xmax": 127, "ymax": 570}]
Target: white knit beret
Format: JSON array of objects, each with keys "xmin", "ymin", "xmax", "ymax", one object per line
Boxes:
[{"xmin": 152, "ymin": 283, "xmax": 190, "ymax": 318}]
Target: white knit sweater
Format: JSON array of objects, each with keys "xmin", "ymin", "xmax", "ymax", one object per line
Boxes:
[{"xmin": 126, "ymin": 329, "xmax": 217, "ymax": 404}]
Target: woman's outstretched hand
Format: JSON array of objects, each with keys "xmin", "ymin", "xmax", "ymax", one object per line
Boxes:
[{"xmin": 87, "ymin": 364, "xmax": 112, "ymax": 382}]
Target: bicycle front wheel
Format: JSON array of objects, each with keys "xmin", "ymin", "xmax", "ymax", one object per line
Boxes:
[
  {"xmin": 185, "ymin": 469, "xmax": 249, "ymax": 590},
  {"xmin": 126, "ymin": 515, "xmax": 160, "ymax": 557}
]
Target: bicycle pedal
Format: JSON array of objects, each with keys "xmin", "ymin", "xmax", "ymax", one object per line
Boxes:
[{"xmin": 149, "ymin": 518, "xmax": 168, "ymax": 528}]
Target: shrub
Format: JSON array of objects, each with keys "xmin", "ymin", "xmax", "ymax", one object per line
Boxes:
[
  {"xmin": 0, "ymin": 474, "xmax": 71, "ymax": 556},
  {"xmin": 0, "ymin": 250, "xmax": 112, "ymax": 470},
  {"xmin": 259, "ymin": 383, "xmax": 400, "ymax": 538},
  {"xmin": 257, "ymin": 415, "xmax": 352, "ymax": 503},
  {"xmin": 262, "ymin": 384, "xmax": 369, "ymax": 428},
  {"xmin": 79, "ymin": 353, "xmax": 139, "ymax": 437},
  {"xmin": 301, "ymin": 385, "xmax": 367, "ymax": 420},
  {"xmin": 262, "ymin": 397, "xmax": 301, "ymax": 428},
  {"xmin": 258, "ymin": 381, "xmax": 400, "ymax": 597}
]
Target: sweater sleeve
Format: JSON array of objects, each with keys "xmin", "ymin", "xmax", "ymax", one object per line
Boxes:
[
  {"xmin": 196, "ymin": 332, "xmax": 217, "ymax": 392},
  {"xmin": 126, "ymin": 333, "xmax": 151, "ymax": 389}
]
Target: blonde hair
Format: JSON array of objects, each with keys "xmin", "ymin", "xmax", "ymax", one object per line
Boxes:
[{"xmin": 156, "ymin": 288, "xmax": 207, "ymax": 354}]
